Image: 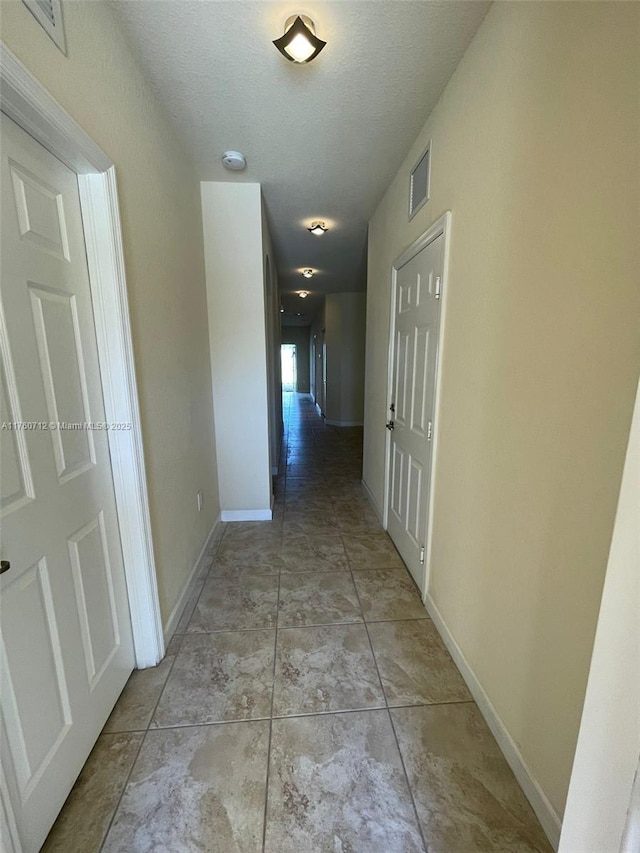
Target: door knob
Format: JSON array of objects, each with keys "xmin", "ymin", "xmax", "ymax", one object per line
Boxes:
[
  {"xmin": 0, "ymin": 560, "xmax": 10, "ymax": 574},
  {"xmin": 386, "ymin": 420, "xmax": 394, "ymax": 431}
]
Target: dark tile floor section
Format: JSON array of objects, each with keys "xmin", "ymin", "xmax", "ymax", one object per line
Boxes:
[{"xmin": 43, "ymin": 392, "xmax": 552, "ymax": 853}]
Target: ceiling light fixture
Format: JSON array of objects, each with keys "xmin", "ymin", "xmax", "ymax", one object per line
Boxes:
[
  {"xmin": 308, "ymin": 221, "xmax": 328, "ymax": 236},
  {"xmin": 298, "ymin": 290, "xmax": 310, "ymax": 298},
  {"xmin": 273, "ymin": 15, "xmax": 326, "ymax": 64},
  {"xmin": 301, "ymin": 269, "xmax": 314, "ymax": 279}
]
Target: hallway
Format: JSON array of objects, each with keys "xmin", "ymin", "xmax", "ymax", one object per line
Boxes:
[{"xmin": 43, "ymin": 394, "xmax": 551, "ymax": 852}]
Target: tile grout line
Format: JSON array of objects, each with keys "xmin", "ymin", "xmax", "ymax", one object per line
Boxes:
[
  {"xmin": 343, "ymin": 530, "xmax": 430, "ymax": 853},
  {"xmin": 98, "ymin": 644, "xmax": 181, "ymax": 853},
  {"xmin": 98, "ymin": 526, "xmax": 231, "ymax": 851},
  {"xmin": 260, "ymin": 527, "xmax": 283, "ymax": 853}
]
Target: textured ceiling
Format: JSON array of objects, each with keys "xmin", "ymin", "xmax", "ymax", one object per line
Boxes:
[{"xmin": 109, "ymin": 0, "xmax": 490, "ymax": 322}]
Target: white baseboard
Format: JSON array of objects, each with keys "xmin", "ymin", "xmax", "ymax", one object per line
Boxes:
[
  {"xmin": 163, "ymin": 514, "xmax": 221, "ymax": 644},
  {"xmin": 425, "ymin": 593, "xmax": 562, "ymax": 850},
  {"xmin": 324, "ymin": 418, "xmax": 364, "ymax": 427},
  {"xmin": 220, "ymin": 508, "xmax": 273, "ymax": 522},
  {"xmin": 315, "ymin": 403, "xmax": 322, "ymax": 416},
  {"xmin": 362, "ymin": 477, "xmax": 384, "ymax": 525}
]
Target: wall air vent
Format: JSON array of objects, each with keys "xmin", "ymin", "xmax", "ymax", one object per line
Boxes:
[
  {"xmin": 409, "ymin": 141, "xmax": 431, "ymax": 220},
  {"xmin": 22, "ymin": 0, "xmax": 67, "ymax": 54}
]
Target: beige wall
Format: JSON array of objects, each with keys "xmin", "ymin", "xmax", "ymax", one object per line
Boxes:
[
  {"xmin": 364, "ymin": 1, "xmax": 640, "ymax": 822},
  {"xmin": 281, "ymin": 326, "xmax": 311, "ymax": 393},
  {"xmin": 325, "ymin": 293, "xmax": 366, "ymax": 426},
  {"xmin": 200, "ymin": 182, "xmax": 272, "ymax": 514},
  {"xmin": 1, "ymin": 1, "xmax": 220, "ymax": 625},
  {"xmin": 310, "ymin": 302, "xmax": 326, "ymax": 409}
]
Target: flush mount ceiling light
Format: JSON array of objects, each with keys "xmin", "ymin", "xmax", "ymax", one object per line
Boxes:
[
  {"xmin": 308, "ymin": 221, "xmax": 328, "ymax": 236},
  {"xmin": 298, "ymin": 290, "xmax": 310, "ymax": 298},
  {"xmin": 301, "ymin": 269, "xmax": 314, "ymax": 279},
  {"xmin": 273, "ymin": 15, "xmax": 326, "ymax": 64}
]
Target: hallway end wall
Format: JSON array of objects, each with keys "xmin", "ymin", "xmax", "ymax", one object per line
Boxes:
[
  {"xmin": 0, "ymin": 1, "xmax": 221, "ymax": 629},
  {"xmin": 363, "ymin": 0, "xmax": 640, "ymax": 828}
]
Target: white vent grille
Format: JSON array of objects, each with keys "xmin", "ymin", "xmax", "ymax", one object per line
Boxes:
[
  {"xmin": 35, "ymin": 0, "xmax": 55, "ymax": 24},
  {"xmin": 23, "ymin": 0, "xmax": 66, "ymax": 54},
  {"xmin": 409, "ymin": 142, "xmax": 431, "ymax": 219}
]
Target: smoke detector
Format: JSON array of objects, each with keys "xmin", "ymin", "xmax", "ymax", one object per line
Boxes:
[{"xmin": 222, "ymin": 151, "xmax": 246, "ymax": 171}]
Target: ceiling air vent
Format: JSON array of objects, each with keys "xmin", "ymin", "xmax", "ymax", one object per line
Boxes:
[
  {"xmin": 409, "ymin": 141, "xmax": 431, "ymax": 220},
  {"xmin": 23, "ymin": 0, "xmax": 67, "ymax": 55}
]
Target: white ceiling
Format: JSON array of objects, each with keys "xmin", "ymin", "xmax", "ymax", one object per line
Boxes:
[{"xmin": 109, "ymin": 0, "xmax": 489, "ymax": 323}]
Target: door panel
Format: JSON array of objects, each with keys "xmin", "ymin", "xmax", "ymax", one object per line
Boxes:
[
  {"xmin": 0, "ymin": 113, "xmax": 134, "ymax": 852},
  {"xmin": 0, "ymin": 350, "xmax": 35, "ymax": 515},
  {"xmin": 28, "ymin": 283, "xmax": 96, "ymax": 480},
  {"xmin": 0, "ymin": 558, "xmax": 72, "ymax": 797},
  {"xmin": 9, "ymin": 161, "xmax": 70, "ymax": 260},
  {"xmin": 387, "ymin": 234, "xmax": 444, "ymax": 592},
  {"xmin": 68, "ymin": 512, "xmax": 120, "ymax": 689}
]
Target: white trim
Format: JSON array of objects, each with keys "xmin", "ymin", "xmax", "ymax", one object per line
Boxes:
[
  {"xmin": 324, "ymin": 419, "xmax": 363, "ymax": 427},
  {"xmin": 361, "ymin": 477, "xmax": 384, "ymax": 525},
  {"xmin": 0, "ymin": 764, "xmax": 21, "ymax": 853},
  {"xmin": 221, "ymin": 508, "xmax": 273, "ymax": 522},
  {"xmin": 425, "ymin": 592, "xmax": 562, "ymax": 850},
  {"xmin": 163, "ymin": 515, "xmax": 221, "ymax": 643},
  {"xmin": 0, "ymin": 44, "xmax": 164, "ymax": 668},
  {"xmin": 383, "ymin": 212, "xmax": 451, "ymax": 600},
  {"xmin": 408, "ymin": 139, "xmax": 432, "ymax": 220},
  {"xmin": 315, "ymin": 403, "xmax": 323, "ymax": 417},
  {"xmin": 0, "ymin": 45, "xmax": 110, "ymax": 174},
  {"xmin": 78, "ymin": 171, "xmax": 163, "ymax": 667}
]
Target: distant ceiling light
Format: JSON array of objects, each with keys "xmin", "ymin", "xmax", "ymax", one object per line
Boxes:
[
  {"xmin": 280, "ymin": 305, "xmax": 285, "ymax": 313},
  {"xmin": 308, "ymin": 221, "xmax": 328, "ymax": 236},
  {"xmin": 273, "ymin": 15, "xmax": 326, "ymax": 64},
  {"xmin": 222, "ymin": 150, "xmax": 246, "ymax": 171},
  {"xmin": 302, "ymin": 269, "xmax": 314, "ymax": 279},
  {"xmin": 298, "ymin": 290, "xmax": 310, "ymax": 298}
]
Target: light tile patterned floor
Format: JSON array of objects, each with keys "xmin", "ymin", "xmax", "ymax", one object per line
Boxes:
[{"xmin": 42, "ymin": 393, "xmax": 552, "ymax": 852}]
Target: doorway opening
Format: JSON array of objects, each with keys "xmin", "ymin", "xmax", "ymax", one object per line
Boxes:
[{"xmin": 281, "ymin": 343, "xmax": 297, "ymax": 392}]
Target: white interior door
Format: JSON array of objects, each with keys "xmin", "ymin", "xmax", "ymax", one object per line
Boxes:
[
  {"xmin": 0, "ymin": 114, "xmax": 135, "ymax": 852},
  {"xmin": 386, "ymin": 233, "xmax": 444, "ymax": 593}
]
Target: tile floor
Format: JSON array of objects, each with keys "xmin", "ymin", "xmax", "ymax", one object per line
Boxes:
[{"xmin": 43, "ymin": 393, "xmax": 552, "ymax": 852}]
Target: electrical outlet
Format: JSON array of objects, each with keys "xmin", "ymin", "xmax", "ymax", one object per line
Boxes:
[{"xmin": 196, "ymin": 490, "xmax": 203, "ymax": 512}]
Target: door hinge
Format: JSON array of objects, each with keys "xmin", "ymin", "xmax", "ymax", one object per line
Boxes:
[
  {"xmin": 427, "ymin": 420, "xmax": 433, "ymax": 441},
  {"xmin": 419, "ymin": 545, "xmax": 425, "ymax": 565},
  {"xmin": 434, "ymin": 276, "xmax": 441, "ymax": 299}
]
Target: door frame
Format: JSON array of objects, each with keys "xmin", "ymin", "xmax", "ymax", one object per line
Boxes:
[
  {"xmin": 0, "ymin": 45, "xmax": 164, "ymax": 669},
  {"xmin": 310, "ymin": 334, "xmax": 316, "ymax": 403},
  {"xmin": 383, "ymin": 211, "xmax": 452, "ymax": 599}
]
